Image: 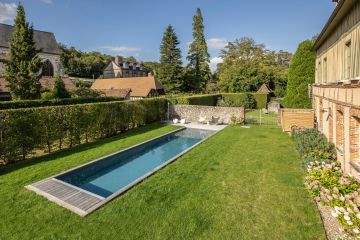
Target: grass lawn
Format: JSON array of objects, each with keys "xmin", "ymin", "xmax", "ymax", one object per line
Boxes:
[
  {"xmin": 246, "ymin": 109, "xmax": 278, "ymax": 125},
  {"xmin": 0, "ymin": 123, "xmax": 325, "ymax": 239}
]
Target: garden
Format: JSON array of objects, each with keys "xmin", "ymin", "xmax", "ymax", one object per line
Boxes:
[{"xmin": 0, "ymin": 124, "xmax": 326, "ymax": 239}]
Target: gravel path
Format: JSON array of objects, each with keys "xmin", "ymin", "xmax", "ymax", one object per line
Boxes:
[{"xmin": 317, "ymin": 202, "xmax": 346, "ymax": 240}]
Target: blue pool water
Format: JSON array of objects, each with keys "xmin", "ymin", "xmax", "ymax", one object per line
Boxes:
[{"xmin": 57, "ymin": 128, "xmax": 214, "ymax": 198}]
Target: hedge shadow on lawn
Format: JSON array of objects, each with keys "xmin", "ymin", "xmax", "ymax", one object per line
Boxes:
[{"xmin": 0, "ymin": 123, "xmax": 167, "ymax": 176}]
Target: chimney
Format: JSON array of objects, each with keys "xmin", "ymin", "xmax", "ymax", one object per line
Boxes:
[
  {"xmin": 114, "ymin": 56, "xmax": 120, "ymax": 66},
  {"xmin": 332, "ymin": 0, "xmax": 339, "ymax": 7}
]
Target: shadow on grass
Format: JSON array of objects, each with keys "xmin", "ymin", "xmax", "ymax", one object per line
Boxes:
[{"xmin": 0, "ymin": 123, "xmax": 168, "ymax": 175}]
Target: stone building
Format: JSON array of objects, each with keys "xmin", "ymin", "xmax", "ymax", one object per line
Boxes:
[
  {"xmin": 312, "ymin": 0, "xmax": 360, "ymax": 176},
  {"xmin": 103, "ymin": 57, "xmax": 147, "ymax": 79},
  {"xmin": 0, "ymin": 23, "xmax": 64, "ymax": 77}
]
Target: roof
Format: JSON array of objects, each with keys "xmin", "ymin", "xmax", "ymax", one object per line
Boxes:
[
  {"xmin": 0, "ymin": 77, "xmax": 76, "ymax": 93},
  {"xmin": 91, "ymin": 76, "xmax": 165, "ymax": 97},
  {"xmin": 40, "ymin": 77, "xmax": 76, "ymax": 91},
  {"xmin": 98, "ymin": 88, "xmax": 131, "ymax": 98},
  {"xmin": 313, "ymin": 0, "xmax": 357, "ymax": 50},
  {"xmin": 0, "ymin": 23, "xmax": 60, "ymax": 55},
  {"xmin": 257, "ymin": 84, "xmax": 272, "ymax": 93}
]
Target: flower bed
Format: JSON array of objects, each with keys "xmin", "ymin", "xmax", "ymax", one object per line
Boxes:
[{"xmin": 295, "ymin": 129, "xmax": 360, "ymax": 239}]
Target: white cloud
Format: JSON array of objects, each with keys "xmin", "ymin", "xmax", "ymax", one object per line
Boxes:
[
  {"xmin": 207, "ymin": 38, "xmax": 227, "ymax": 50},
  {"xmin": 41, "ymin": 0, "xmax": 53, "ymax": 4},
  {"xmin": 100, "ymin": 46, "xmax": 141, "ymax": 53},
  {"xmin": 209, "ymin": 57, "xmax": 223, "ymax": 72},
  {"xmin": 0, "ymin": 3, "xmax": 17, "ymax": 24}
]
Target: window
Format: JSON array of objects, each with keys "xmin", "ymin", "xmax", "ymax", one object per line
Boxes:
[
  {"xmin": 323, "ymin": 58, "xmax": 327, "ymax": 83},
  {"xmin": 345, "ymin": 40, "xmax": 351, "ymax": 79}
]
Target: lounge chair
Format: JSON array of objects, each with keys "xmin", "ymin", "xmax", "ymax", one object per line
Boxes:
[
  {"xmin": 211, "ymin": 116, "xmax": 220, "ymax": 125},
  {"xmin": 198, "ymin": 117, "xmax": 206, "ymax": 124},
  {"xmin": 173, "ymin": 118, "xmax": 179, "ymax": 124},
  {"xmin": 180, "ymin": 119, "xmax": 186, "ymax": 124}
]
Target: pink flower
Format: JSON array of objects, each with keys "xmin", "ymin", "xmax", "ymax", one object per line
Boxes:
[{"xmin": 338, "ymin": 178, "xmax": 351, "ymax": 186}]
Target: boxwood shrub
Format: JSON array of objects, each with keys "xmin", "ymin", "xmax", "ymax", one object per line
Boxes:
[
  {"xmin": 0, "ymin": 97, "xmax": 124, "ymax": 110},
  {"xmin": 0, "ymin": 98, "xmax": 167, "ymax": 165}
]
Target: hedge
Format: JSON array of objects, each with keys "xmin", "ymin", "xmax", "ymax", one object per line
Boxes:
[
  {"xmin": 221, "ymin": 93, "xmax": 269, "ymax": 109},
  {"xmin": 0, "ymin": 98, "xmax": 167, "ymax": 165},
  {"xmin": 0, "ymin": 97, "xmax": 124, "ymax": 110},
  {"xmin": 171, "ymin": 94, "xmax": 221, "ymax": 106}
]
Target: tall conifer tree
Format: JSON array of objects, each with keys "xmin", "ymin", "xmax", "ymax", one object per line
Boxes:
[
  {"xmin": 158, "ymin": 25, "xmax": 183, "ymax": 93},
  {"xmin": 5, "ymin": 3, "xmax": 42, "ymax": 99},
  {"xmin": 187, "ymin": 8, "xmax": 211, "ymax": 92}
]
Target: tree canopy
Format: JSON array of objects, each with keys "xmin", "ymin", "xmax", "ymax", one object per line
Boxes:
[
  {"xmin": 217, "ymin": 37, "xmax": 292, "ymax": 96},
  {"xmin": 5, "ymin": 3, "xmax": 42, "ymax": 100},
  {"xmin": 283, "ymin": 39, "xmax": 315, "ymax": 108},
  {"xmin": 158, "ymin": 25, "xmax": 184, "ymax": 93},
  {"xmin": 186, "ymin": 8, "xmax": 211, "ymax": 92}
]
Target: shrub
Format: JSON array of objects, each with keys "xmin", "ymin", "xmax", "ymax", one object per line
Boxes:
[
  {"xmin": 41, "ymin": 92, "xmax": 55, "ymax": 100},
  {"xmin": 221, "ymin": 93, "xmax": 268, "ymax": 109},
  {"xmin": 0, "ymin": 97, "xmax": 124, "ymax": 110},
  {"xmin": 0, "ymin": 98, "xmax": 167, "ymax": 165},
  {"xmin": 52, "ymin": 75, "xmax": 71, "ymax": 99},
  {"xmin": 173, "ymin": 94, "xmax": 221, "ymax": 106},
  {"xmin": 294, "ymin": 128, "xmax": 336, "ymax": 162},
  {"xmin": 284, "ymin": 39, "xmax": 315, "ymax": 109}
]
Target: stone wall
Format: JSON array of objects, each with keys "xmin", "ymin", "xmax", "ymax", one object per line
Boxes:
[
  {"xmin": 170, "ymin": 105, "xmax": 244, "ymax": 124},
  {"xmin": 0, "ymin": 47, "xmax": 63, "ymax": 77}
]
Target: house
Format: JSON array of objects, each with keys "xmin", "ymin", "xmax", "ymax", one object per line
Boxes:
[
  {"xmin": 99, "ymin": 88, "xmax": 132, "ymax": 100},
  {"xmin": 103, "ymin": 57, "xmax": 147, "ymax": 79},
  {"xmin": 312, "ymin": 0, "xmax": 360, "ymax": 176},
  {"xmin": 91, "ymin": 76, "xmax": 165, "ymax": 100},
  {"xmin": 0, "ymin": 23, "xmax": 64, "ymax": 77}
]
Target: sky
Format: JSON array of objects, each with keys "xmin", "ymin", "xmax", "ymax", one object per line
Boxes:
[{"xmin": 0, "ymin": 0, "xmax": 334, "ymax": 71}]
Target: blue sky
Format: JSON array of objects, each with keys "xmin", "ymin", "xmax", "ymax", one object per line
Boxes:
[{"xmin": 0, "ymin": 0, "xmax": 334, "ymax": 70}]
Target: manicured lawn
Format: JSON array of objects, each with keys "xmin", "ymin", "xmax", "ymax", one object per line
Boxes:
[
  {"xmin": 246, "ymin": 109, "xmax": 278, "ymax": 125},
  {"xmin": 0, "ymin": 124, "xmax": 325, "ymax": 239}
]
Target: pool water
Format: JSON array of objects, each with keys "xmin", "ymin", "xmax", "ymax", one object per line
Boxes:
[{"xmin": 57, "ymin": 128, "xmax": 214, "ymax": 198}]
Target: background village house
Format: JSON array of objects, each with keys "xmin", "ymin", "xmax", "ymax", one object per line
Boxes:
[
  {"xmin": 0, "ymin": 23, "xmax": 76, "ymax": 100},
  {"xmin": 103, "ymin": 57, "xmax": 147, "ymax": 79}
]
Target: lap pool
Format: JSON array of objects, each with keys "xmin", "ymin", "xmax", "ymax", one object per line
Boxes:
[{"xmin": 26, "ymin": 127, "xmax": 216, "ymax": 216}]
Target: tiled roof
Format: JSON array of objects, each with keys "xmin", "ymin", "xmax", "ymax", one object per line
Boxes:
[
  {"xmin": 99, "ymin": 88, "xmax": 131, "ymax": 98},
  {"xmin": 0, "ymin": 23, "xmax": 60, "ymax": 55},
  {"xmin": 91, "ymin": 76, "xmax": 165, "ymax": 97},
  {"xmin": 257, "ymin": 84, "xmax": 272, "ymax": 93},
  {"xmin": 40, "ymin": 77, "xmax": 76, "ymax": 91},
  {"xmin": 0, "ymin": 77, "xmax": 76, "ymax": 93}
]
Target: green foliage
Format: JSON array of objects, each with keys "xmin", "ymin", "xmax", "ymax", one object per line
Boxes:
[
  {"xmin": 41, "ymin": 92, "xmax": 55, "ymax": 100},
  {"xmin": 217, "ymin": 38, "xmax": 291, "ymax": 96},
  {"xmin": 186, "ymin": 8, "xmax": 211, "ymax": 92},
  {"xmin": 229, "ymin": 115, "xmax": 244, "ymax": 125},
  {"xmin": 0, "ymin": 97, "xmax": 124, "ymax": 110},
  {"xmin": 52, "ymin": 75, "xmax": 71, "ymax": 99},
  {"xmin": 294, "ymin": 128, "xmax": 336, "ymax": 163},
  {"xmin": 172, "ymin": 94, "xmax": 221, "ymax": 106},
  {"xmin": 4, "ymin": 3, "xmax": 42, "ymax": 100},
  {"xmin": 142, "ymin": 61, "xmax": 161, "ymax": 77},
  {"xmin": 59, "ymin": 44, "xmax": 113, "ymax": 78},
  {"xmin": 158, "ymin": 25, "xmax": 184, "ymax": 93},
  {"xmin": 284, "ymin": 39, "xmax": 316, "ymax": 108},
  {"xmin": 221, "ymin": 93, "xmax": 268, "ymax": 109},
  {"xmin": 0, "ymin": 99, "xmax": 167, "ymax": 164},
  {"xmin": 73, "ymin": 84, "xmax": 102, "ymax": 98}
]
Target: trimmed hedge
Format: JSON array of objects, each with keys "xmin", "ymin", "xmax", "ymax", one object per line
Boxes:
[
  {"xmin": 0, "ymin": 99, "xmax": 167, "ymax": 165},
  {"xmin": 0, "ymin": 97, "xmax": 124, "ymax": 110},
  {"xmin": 221, "ymin": 93, "xmax": 269, "ymax": 109},
  {"xmin": 171, "ymin": 94, "xmax": 221, "ymax": 106}
]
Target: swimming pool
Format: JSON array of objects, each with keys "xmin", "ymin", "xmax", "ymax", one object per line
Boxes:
[
  {"xmin": 27, "ymin": 127, "xmax": 216, "ymax": 216},
  {"xmin": 57, "ymin": 128, "xmax": 215, "ymax": 198}
]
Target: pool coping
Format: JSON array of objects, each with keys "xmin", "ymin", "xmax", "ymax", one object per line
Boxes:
[{"xmin": 25, "ymin": 126, "xmax": 225, "ymax": 217}]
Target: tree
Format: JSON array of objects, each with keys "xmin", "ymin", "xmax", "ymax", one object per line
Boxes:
[
  {"xmin": 158, "ymin": 25, "xmax": 183, "ymax": 93},
  {"xmin": 284, "ymin": 39, "xmax": 316, "ymax": 108},
  {"xmin": 52, "ymin": 75, "xmax": 71, "ymax": 98},
  {"xmin": 186, "ymin": 8, "xmax": 211, "ymax": 92},
  {"xmin": 4, "ymin": 3, "xmax": 42, "ymax": 100},
  {"xmin": 217, "ymin": 37, "xmax": 291, "ymax": 96}
]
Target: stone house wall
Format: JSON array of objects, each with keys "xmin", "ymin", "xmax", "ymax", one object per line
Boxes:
[
  {"xmin": 0, "ymin": 47, "xmax": 63, "ymax": 77},
  {"xmin": 170, "ymin": 105, "xmax": 244, "ymax": 124}
]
